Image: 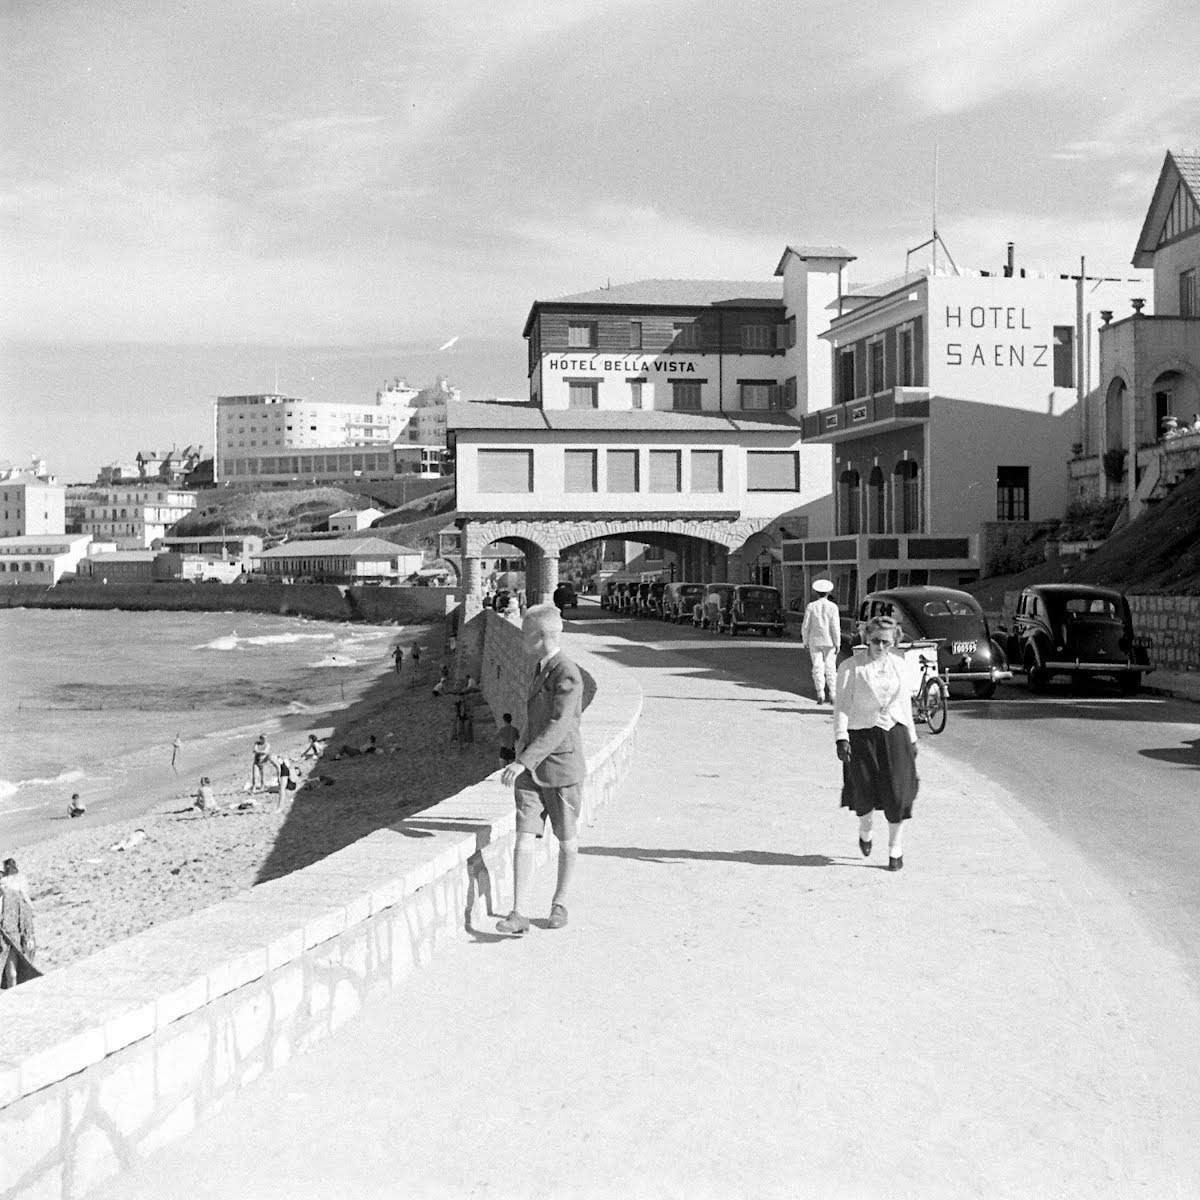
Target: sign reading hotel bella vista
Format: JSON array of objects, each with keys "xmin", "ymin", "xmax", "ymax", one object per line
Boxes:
[
  {"xmin": 940, "ymin": 305, "xmax": 1049, "ymax": 369},
  {"xmin": 547, "ymin": 356, "xmax": 699, "ymax": 373}
]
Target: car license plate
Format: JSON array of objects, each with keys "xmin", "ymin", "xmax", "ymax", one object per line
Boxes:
[{"xmin": 952, "ymin": 640, "xmax": 977, "ymax": 654}]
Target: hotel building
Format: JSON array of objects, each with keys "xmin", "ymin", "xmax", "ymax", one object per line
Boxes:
[
  {"xmin": 0, "ymin": 475, "xmax": 66, "ymax": 538},
  {"xmin": 81, "ymin": 485, "xmax": 197, "ymax": 550}
]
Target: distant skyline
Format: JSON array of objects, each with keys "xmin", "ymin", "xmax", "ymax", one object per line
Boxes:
[{"xmin": 3, "ymin": 0, "xmax": 1197, "ymax": 479}]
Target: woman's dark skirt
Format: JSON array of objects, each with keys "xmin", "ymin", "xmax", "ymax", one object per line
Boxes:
[{"xmin": 840, "ymin": 725, "xmax": 918, "ymax": 823}]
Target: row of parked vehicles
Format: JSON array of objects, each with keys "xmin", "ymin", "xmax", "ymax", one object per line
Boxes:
[{"xmin": 600, "ymin": 579, "xmax": 788, "ymax": 636}]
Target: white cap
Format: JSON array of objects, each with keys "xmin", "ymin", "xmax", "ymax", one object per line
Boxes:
[{"xmin": 811, "ymin": 578, "xmax": 834, "ymax": 594}]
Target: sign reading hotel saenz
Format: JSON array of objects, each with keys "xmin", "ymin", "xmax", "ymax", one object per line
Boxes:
[
  {"xmin": 941, "ymin": 305, "xmax": 1049, "ymax": 369},
  {"xmin": 547, "ymin": 357, "xmax": 698, "ymax": 373}
]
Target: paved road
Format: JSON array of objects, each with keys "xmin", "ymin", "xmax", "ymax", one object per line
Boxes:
[{"xmin": 571, "ymin": 602, "xmax": 1200, "ymax": 983}]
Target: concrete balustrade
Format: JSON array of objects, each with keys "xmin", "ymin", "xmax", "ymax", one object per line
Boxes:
[{"xmin": 0, "ymin": 617, "xmax": 641, "ymax": 1200}]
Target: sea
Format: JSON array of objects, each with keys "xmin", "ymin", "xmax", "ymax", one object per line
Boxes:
[{"xmin": 0, "ymin": 608, "xmax": 403, "ymax": 840}]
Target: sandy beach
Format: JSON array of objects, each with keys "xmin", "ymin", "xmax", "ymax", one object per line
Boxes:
[{"xmin": 12, "ymin": 652, "xmax": 501, "ymax": 974}]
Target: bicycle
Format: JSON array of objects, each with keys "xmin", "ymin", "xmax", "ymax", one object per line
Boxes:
[{"xmin": 908, "ymin": 642, "xmax": 949, "ymax": 735}]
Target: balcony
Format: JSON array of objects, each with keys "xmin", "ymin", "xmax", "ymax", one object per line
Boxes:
[
  {"xmin": 781, "ymin": 532, "xmax": 979, "ymax": 568},
  {"xmin": 801, "ymin": 388, "xmax": 930, "ymax": 443}
]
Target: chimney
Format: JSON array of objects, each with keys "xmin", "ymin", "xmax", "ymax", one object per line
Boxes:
[{"xmin": 1004, "ymin": 242, "xmax": 1015, "ymax": 278}]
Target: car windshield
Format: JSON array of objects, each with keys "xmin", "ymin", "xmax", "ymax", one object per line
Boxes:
[
  {"xmin": 1063, "ymin": 596, "xmax": 1120, "ymax": 619},
  {"xmin": 680, "ymin": 585, "xmax": 704, "ymax": 596},
  {"xmin": 921, "ymin": 599, "xmax": 977, "ymax": 618},
  {"xmin": 740, "ymin": 588, "xmax": 779, "ymax": 604}
]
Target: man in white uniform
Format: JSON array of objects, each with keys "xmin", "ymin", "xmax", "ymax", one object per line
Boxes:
[{"xmin": 801, "ymin": 578, "xmax": 841, "ymax": 704}]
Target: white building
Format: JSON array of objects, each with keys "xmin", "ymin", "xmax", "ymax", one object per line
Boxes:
[
  {"xmin": 81, "ymin": 485, "xmax": 197, "ymax": 549},
  {"xmin": 327, "ymin": 507, "xmax": 386, "ymax": 533},
  {"xmin": 0, "ymin": 534, "xmax": 93, "ymax": 585},
  {"xmin": 0, "ymin": 474, "xmax": 66, "ymax": 537},
  {"xmin": 252, "ymin": 538, "xmax": 422, "ymax": 584}
]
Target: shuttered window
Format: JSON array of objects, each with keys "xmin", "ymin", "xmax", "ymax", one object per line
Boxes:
[
  {"xmin": 738, "ymin": 381, "xmax": 778, "ymax": 410},
  {"xmin": 691, "ymin": 450, "xmax": 722, "ymax": 492},
  {"xmin": 568, "ymin": 381, "xmax": 599, "ymax": 409},
  {"xmin": 740, "ymin": 324, "xmax": 774, "ymax": 351},
  {"xmin": 747, "ymin": 451, "xmax": 799, "ymax": 492},
  {"xmin": 568, "ymin": 322, "xmax": 597, "ymax": 348},
  {"xmin": 649, "ymin": 450, "xmax": 681, "ymax": 493},
  {"xmin": 478, "ymin": 449, "xmax": 533, "ymax": 493},
  {"xmin": 672, "ymin": 381, "xmax": 701, "ymax": 410},
  {"xmin": 564, "ymin": 450, "xmax": 597, "ymax": 493},
  {"xmin": 607, "ymin": 450, "xmax": 639, "ymax": 492}
]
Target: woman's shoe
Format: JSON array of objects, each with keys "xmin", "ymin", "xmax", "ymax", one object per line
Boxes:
[
  {"xmin": 888, "ymin": 856, "xmax": 904, "ymax": 872},
  {"xmin": 858, "ymin": 838, "xmax": 872, "ymax": 857}
]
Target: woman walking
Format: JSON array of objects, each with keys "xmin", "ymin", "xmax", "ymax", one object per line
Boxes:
[
  {"xmin": 833, "ymin": 615, "xmax": 918, "ymax": 871},
  {"xmin": 1, "ymin": 858, "xmax": 39, "ymax": 987}
]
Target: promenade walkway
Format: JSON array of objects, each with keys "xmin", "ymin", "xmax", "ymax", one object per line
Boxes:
[{"xmin": 96, "ymin": 624, "xmax": 1200, "ymax": 1200}]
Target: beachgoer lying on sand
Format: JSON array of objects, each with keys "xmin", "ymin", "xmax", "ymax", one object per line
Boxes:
[
  {"xmin": 68, "ymin": 793, "xmax": 86, "ymax": 818},
  {"xmin": 110, "ymin": 829, "xmax": 146, "ymax": 852},
  {"xmin": 194, "ymin": 777, "xmax": 216, "ymax": 814},
  {"xmin": 332, "ymin": 736, "xmax": 377, "ymax": 759}
]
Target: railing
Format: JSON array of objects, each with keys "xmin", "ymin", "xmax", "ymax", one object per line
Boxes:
[{"xmin": 801, "ymin": 388, "xmax": 930, "ymax": 441}]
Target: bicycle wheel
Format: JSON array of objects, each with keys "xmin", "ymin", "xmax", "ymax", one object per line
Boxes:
[{"xmin": 922, "ymin": 678, "xmax": 948, "ymax": 734}]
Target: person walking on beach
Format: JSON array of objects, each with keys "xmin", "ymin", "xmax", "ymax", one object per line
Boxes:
[
  {"xmin": 497, "ymin": 603, "xmax": 586, "ymax": 935},
  {"xmin": 833, "ymin": 614, "xmax": 919, "ymax": 872},
  {"xmin": 1, "ymin": 859, "xmax": 39, "ymax": 988},
  {"xmin": 409, "ymin": 642, "xmax": 422, "ymax": 688},
  {"xmin": 250, "ymin": 734, "xmax": 270, "ymax": 791},
  {"xmin": 171, "ymin": 733, "xmax": 182, "ymax": 774},
  {"xmin": 392, "ymin": 645, "xmax": 404, "ymax": 676},
  {"xmin": 801, "ymin": 578, "xmax": 841, "ymax": 705},
  {"xmin": 496, "ymin": 713, "xmax": 519, "ymax": 766}
]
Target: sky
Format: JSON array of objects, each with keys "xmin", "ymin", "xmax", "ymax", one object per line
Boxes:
[{"xmin": 2, "ymin": 0, "xmax": 1198, "ymax": 480}]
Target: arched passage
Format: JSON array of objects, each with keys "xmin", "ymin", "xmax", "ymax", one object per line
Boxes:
[
  {"xmin": 837, "ymin": 469, "xmax": 861, "ymax": 535},
  {"xmin": 1148, "ymin": 367, "xmax": 1200, "ymax": 439},
  {"xmin": 556, "ymin": 529, "xmax": 738, "ymax": 592},
  {"xmin": 893, "ymin": 460, "xmax": 921, "ymax": 533},
  {"xmin": 1105, "ymin": 377, "xmax": 1127, "ymax": 451}
]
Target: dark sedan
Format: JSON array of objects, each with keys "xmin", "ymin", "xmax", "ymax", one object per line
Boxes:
[
  {"xmin": 1004, "ymin": 584, "xmax": 1152, "ymax": 694},
  {"xmin": 848, "ymin": 586, "xmax": 1012, "ymax": 697}
]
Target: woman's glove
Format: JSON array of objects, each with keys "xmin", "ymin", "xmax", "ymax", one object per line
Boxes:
[{"xmin": 836, "ymin": 739, "xmax": 851, "ymax": 763}]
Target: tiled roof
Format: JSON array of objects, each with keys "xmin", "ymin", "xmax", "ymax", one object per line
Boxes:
[
  {"xmin": 1133, "ymin": 149, "xmax": 1200, "ymax": 266},
  {"xmin": 256, "ymin": 538, "xmax": 418, "ymax": 558},
  {"xmin": 447, "ymin": 401, "xmax": 800, "ymax": 433},
  {"xmin": 545, "ymin": 279, "xmax": 784, "ymax": 307},
  {"xmin": 773, "ymin": 244, "xmax": 856, "ymax": 275},
  {"xmin": 1171, "ymin": 149, "xmax": 1200, "ymax": 199}
]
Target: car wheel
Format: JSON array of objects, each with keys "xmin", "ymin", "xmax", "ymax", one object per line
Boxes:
[
  {"xmin": 1025, "ymin": 649, "xmax": 1049, "ymax": 693},
  {"xmin": 729, "ymin": 622, "xmax": 738, "ymax": 637},
  {"xmin": 1118, "ymin": 672, "xmax": 1142, "ymax": 695},
  {"xmin": 972, "ymin": 680, "xmax": 997, "ymax": 699}
]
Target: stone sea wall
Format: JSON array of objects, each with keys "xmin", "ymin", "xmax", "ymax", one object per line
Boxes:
[
  {"xmin": 0, "ymin": 622, "xmax": 642, "ymax": 1200},
  {"xmin": 0, "ymin": 581, "xmax": 457, "ymax": 626}
]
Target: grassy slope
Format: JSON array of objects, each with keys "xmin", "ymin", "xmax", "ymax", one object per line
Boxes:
[{"xmin": 171, "ymin": 487, "xmax": 367, "ymax": 539}]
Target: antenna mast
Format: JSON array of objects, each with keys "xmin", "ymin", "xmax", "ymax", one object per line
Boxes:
[{"xmin": 906, "ymin": 143, "xmax": 959, "ymax": 276}]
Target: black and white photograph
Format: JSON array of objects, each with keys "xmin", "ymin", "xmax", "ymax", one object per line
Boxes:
[{"xmin": 2, "ymin": 1, "xmax": 1199, "ymax": 1197}]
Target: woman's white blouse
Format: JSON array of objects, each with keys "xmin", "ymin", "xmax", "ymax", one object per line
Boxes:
[{"xmin": 834, "ymin": 650, "xmax": 918, "ymax": 743}]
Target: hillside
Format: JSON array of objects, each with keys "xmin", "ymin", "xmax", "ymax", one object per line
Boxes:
[{"xmin": 170, "ymin": 487, "xmax": 370, "ymax": 539}]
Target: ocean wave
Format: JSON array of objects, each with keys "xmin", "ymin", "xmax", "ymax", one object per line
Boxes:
[
  {"xmin": 0, "ymin": 768, "xmax": 87, "ymax": 799},
  {"xmin": 193, "ymin": 633, "xmax": 240, "ymax": 650},
  {"xmin": 240, "ymin": 633, "xmax": 335, "ymax": 646},
  {"xmin": 309, "ymin": 654, "xmax": 360, "ymax": 669}
]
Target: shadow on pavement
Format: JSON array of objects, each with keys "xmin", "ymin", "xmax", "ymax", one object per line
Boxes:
[
  {"xmin": 581, "ymin": 846, "xmax": 838, "ymax": 868},
  {"xmin": 1139, "ymin": 735, "xmax": 1200, "ymax": 769}
]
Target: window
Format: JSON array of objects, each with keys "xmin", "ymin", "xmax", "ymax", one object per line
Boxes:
[
  {"xmin": 478, "ymin": 449, "xmax": 534, "ymax": 493},
  {"xmin": 1182, "ymin": 269, "xmax": 1198, "ymax": 318},
  {"xmin": 1053, "ymin": 326, "xmax": 1074, "ymax": 387},
  {"xmin": 564, "ymin": 450, "xmax": 597, "ymax": 493},
  {"xmin": 867, "ymin": 465, "xmax": 886, "ymax": 533},
  {"xmin": 691, "ymin": 450, "xmax": 722, "ymax": 492},
  {"xmin": 738, "ymin": 381, "xmax": 777, "ymax": 410},
  {"xmin": 838, "ymin": 469, "xmax": 861, "ymax": 534},
  {"xmin": 897, "ymin": 326, "xmax": 915, "ymax": 387},
  {"xmin": 568, "ymin": 381, "xmax": 599, "ymax": 409},
  {"xmin": 629, "ymin": 321, "xmax": 643, "ymax": 350},
  {"xmin": 786, "ymin": 316, "xmax": 797, "ymax": 348},
  {"xmin": 893, "ymin": 460, "xmax": 921, "ymax": 533},
  {"xmin": 740, "ymin": 324, "xmax": 774, "ymax": 351},
  {"xmin": 672, "ymin": 381, "xmax": 702, "ymax": 411},
  {"xmin": 869, "ymin": 338, "xmax": 885, "ymax": 393},
  {"xmin": 629, "ymin": 379, "xmax": 644, "ymax": 409},
  {"xmin": 996, "ymin": 466, "xmax": 1030, "ymax": 521},
  {"xmin": 747, "ymin": 451, "xmax": 799, "ymax": 492},
  {"xmin": 838, "ymin": 348, "xmax": 856, "ymax": 402},
  {"xmin": 568, "ymin": 322, "xmax": 597, "ymax": 349},
  {"xmin": 607, "ymin": 450, "xmax": 639, "ymax": 492},
  {"xmin": 673, "ymin": 321, "xmax": 701, "ymax": 349},
  {"xmin": 648, "ymin": 450, "xmax": 681, "ymax": 493}
]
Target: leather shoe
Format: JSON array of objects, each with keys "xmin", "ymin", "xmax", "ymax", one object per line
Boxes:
[
  {"xmin": 496, "ymin": 911, "xmax": 531, "ymax": 935},
  {"xmin": 888, "ymin": 856, "xmax": 904, "ymax": 872},
  {"xmin": 858, "ymin": 838, "xmax": 872, "ymax": 857},
  {"xmin": 547, "ymin": 903, "xmax": 568, "ymax": 930}
]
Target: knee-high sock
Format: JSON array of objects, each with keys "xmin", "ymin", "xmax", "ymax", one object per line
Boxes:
[
  {"xmin": 859, "ymin": 812, "xmax": 874, "ymax": 840},
  {"xmin": 512, "ymin": 833, "xmax": 535, "ymax": 914}
]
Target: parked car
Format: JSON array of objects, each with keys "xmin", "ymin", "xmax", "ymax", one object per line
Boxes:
[
  {"xmin": 694, "ymin": 583, "xmax": 736, "ymax": 631},
  {"xmin": 615, "ymin": 582, "xmax": 636, "ymax": 613},
  {"xmin": 552, "ymin": 581, "xmax": 578, "ymax": 611},
  {"xmin": 662, "ymin": 582, "xmax": 706, "ymax": 623},
  {"xmin": 599, "ymin": 580, "xmax": 619, "ymax": 610},
  {"xmin": 848, "ymin": 586, "xmax": 1012, "ymax": 697},
  {"xmin": 1003, "ymin": 584, "xmax": 1151, "ymax": 694},
  {"xmin": 725, "ymin": 584, "xmax": 786, "ymax": 636},
  {"xmin": 633, "ymin": 581, "xmax": 653, "ymax": 614},
  {"xmin": 644, "ymin": 579, "xmax": 667, "ymax": 618}
]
